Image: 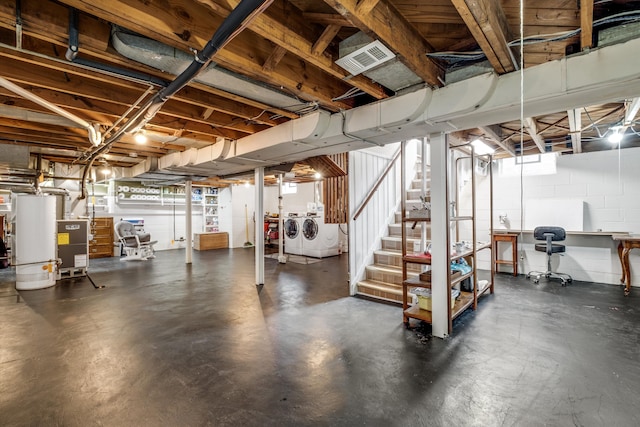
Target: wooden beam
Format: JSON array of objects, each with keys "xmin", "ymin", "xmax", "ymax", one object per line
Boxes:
[
  {"xmin": 580, "ymin": 0, "xmax": 594, "ymax": 50},
  {"xmin": 567, "ymin": 109, "xmax": 582, "ymax": 154},
  {"xmin": 305, "ymin": 155, "xmax": 347, "ymax": 177},
  {"xmin": 302, "ymin": 13, "xmax": 352, "ymax": 27},
  {"xmin": 356, "ymin": 0, "xmax": 381, "ymax": 15},
  {"xmin": 0, "ymin": 49, "xmax": 266, "ymax": 135},
  {"xmin": 0, "ymin": 24, "xmax": 295, "ymax": 123},
  {"xmin": 0, "ymin": 0, "xmax": 110, "ymax": 52},
  {"xmin": 196, "ymin": 0, "xmax": 387, "ymax": 100},
  {"xmin": 450, "ymin": 0, "xmax": 516, "ymax": 74},
  {"xmin": 262, "ymin": 45, "xmax": 287, "ymax": 72},
  {"xmin": 56, "ymin": 0, "xmax": 357, "ymax": 111},
  {"xmin": 624, "ymin": 97, "xmax": 640, "ymax": 126},
  {"xmin": 523, "ymin": 117, "xmax": 546, "ymax": 153},
  {"xmin": 311, "ymin": 25, "xmax": 341, "ymax": 56},
  {"xmin": 479, "ymin": 125, "xmax": 516, "ymax": 156},
  {"xmin": 322, "ymin": 0, "xmax": 444, "ymax": 87}
]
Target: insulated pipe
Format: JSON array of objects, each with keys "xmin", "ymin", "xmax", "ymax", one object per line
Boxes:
[
  {"xmin": 65, "ymin": 11, "xmax": 168, "ymax": 88},
  {"xmin": 78, "ymin": 0, "xmax": 273, "ymax": 199},
  {"xmin": 0, "ymin": 76, "xmax": 101, "ymax": 146},
  {"xmin": 65, "ymin": 8, "xmax": 79, "ymax": 61}
]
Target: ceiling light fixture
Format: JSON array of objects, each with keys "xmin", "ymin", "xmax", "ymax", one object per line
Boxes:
[
  {"xmin": 607, "ymin": 126, "xmax": 623, "ymax": 144},
  {"xmin": 470, "ymin": 139, "xmax": 495, "ymax": 155},
  {"xmin": 314, "ymin": 172, "xmax": 322, "ymax": 179},
  {"xmin": 100, "ymin": 167, "xmax": 111, "ymax": 176},
  {"xmin": 134, "ymin": 129, "xmax": 147, "ymax": 144}
]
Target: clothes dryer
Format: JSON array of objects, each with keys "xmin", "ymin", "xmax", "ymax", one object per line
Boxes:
[{"xmin": 301, "ymin": 216, "xmax": 340, "ymax": 258}]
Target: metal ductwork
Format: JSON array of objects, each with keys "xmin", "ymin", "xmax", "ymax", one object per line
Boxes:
[
  {"xmin": 337, "ymin": 32, "xmax": 422, "ymax": 92},
  {"xmin": 112, "ymin": 30, "xmax": 305, "ymax": 113}
]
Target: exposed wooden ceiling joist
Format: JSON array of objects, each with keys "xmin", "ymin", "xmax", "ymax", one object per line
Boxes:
[
  {"xmin": 479, "ymin": 125, "xmax": 516, "ymax": 157},
  {"xmin": 450, "ymin": 0, "xmax": 517, "ymax": 74},
  {"xmin": 56, "ymin": 0, "xmax": 361, "ymax": 111},
  {"xmin": 196, "ymin": 0, "xmax": 387, "ymax": 100},
  {"xmin": 580, "ymin": 0, "xmax": 594, "ymax": 50},
  {"xmin": 524, "ymin": 117, "xmax": 546, "ymax": 153}
]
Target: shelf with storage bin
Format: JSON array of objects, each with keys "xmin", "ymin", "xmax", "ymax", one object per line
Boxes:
[
  {"xmin": 114, "ymin": 181, "xmax": 205, "ymax": 205},
  {"xmin": 202, "ymin": 188, "xmax": 220, "ymax": 232},
  {"xmin": 399, "ymin": 139, "xmax": 494, "ymax": 333},
  {"xmin": 403, "ymin": 291, "xmax": 474, "ymax": 324}
]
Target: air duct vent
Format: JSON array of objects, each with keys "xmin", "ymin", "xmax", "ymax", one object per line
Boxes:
[{"xmin": 335, "ymin": 40, "xmax": 395, "ymax": 76}]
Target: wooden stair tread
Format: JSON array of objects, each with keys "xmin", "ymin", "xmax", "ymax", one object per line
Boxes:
[
  {"xmin": 366, "ymin": 264, "xmax": 402, "ymax": 273},
  {"xmin": 357, "ymin": 279, "xmax": 402, "ymax": 291}
]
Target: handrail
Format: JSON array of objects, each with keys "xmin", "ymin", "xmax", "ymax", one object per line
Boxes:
[{"xmin": 352, "ymin": 147, "xmax": 401, "ymax": 221}]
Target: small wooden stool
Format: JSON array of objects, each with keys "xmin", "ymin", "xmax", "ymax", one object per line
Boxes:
[{"xmin": 493, "ymin": 233, "xmax": 518, "ymax": 276}]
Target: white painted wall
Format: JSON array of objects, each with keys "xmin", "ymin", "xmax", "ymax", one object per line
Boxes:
[
  {"xmin": 459, "ymin": 146, "xmax": 640, "ymax": 286},
  {"xmin": 229, "ymin": 181, "xmax": 318, "ymax": 248},
  {"xmin": 349, "ymin": 142, "xmax": 414, "ymax": 295}
]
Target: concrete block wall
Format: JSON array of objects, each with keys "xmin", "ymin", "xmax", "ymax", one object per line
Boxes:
[{"xmin": 461, "ymin": 146, "xmax": 640, "ymax": 287}]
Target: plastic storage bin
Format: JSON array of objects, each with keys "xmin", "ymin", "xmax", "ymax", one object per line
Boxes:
[{"xmin": 412, "ymin": 287, "xmax": 460, "ymax": 311}]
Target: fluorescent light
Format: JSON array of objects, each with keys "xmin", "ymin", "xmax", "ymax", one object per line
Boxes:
[
  {"xmin": 471, "ymin": 139, "xmax": 495, "ymax": 155},
  {"xmin": 314, "ymin": 172, "xmax": 322, "ymax": 179},
  {"xmin": 244, "ymin": 182, "xmax": 250, "ymax": 188},
  {"xmin": 608, "ymin": 127, "xmax": 623, "ymax": 144},
  {"xmin": 100, "ymin": 167, "xmax": 111, "ymax": 176}
]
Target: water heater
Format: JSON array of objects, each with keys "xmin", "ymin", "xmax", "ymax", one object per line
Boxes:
[{"xmin": 14, "ymin": 195, "xmax": 56, "ymax": 290}]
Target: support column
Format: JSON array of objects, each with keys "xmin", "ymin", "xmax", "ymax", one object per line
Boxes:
[
  {"xmin": 429, "ymin": 133, "xmax": 450, "ymax": 338},
  {"xmin": 277, "ymin": 174, "xmax": 286, "ymax": 263},
  {"xmin": 185, "ymin": 180, "xmax": 192, "ymax": 265},
  {"xmin": 255, "ymin": 167, "xmax": 265, "ymax": 285}
]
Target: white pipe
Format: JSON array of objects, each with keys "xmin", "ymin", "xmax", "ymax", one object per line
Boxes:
[
  {"xmin": 185, "ymin": 180, "xmax": 192, "ymax": 264},
  {"xmin": 277, "ymin": 173, "xmax": 286, "ymax": 263},
  {"xmin": 255, "ymin": 167, "xmax": 264, "ymax": 285},
  {"xmin": 0, "ymin": 76, "xmax": 102, "ymax": 146}
]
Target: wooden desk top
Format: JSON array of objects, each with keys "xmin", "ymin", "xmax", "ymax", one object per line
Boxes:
[
  {"xmin": 493, "ymin": 229, "xmax": 629, "ymax": 237},
  {"xmin": 612, "ymin": 234, "xmax": 640, "ymax": 241}
]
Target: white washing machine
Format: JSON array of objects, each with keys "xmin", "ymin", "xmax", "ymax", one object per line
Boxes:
[
  {"xmin": 301, "ymin": 216, "xmax": 340, "ymax": 258},
  {"xmin": 284, "ymin": 217, "xmax": 303, "ymax": 255}
]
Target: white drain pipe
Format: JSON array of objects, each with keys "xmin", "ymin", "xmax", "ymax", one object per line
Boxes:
[{"xmin": 0, "ymin": 76, "xmax": 101, "ymax": 146}]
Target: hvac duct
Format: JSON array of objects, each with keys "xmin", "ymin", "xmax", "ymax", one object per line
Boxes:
[
  {"xmin": 337, "ymin": 32, "xmax": 422, "ymax": 92},
  {"xmin": 111, "ymin": 31, "xmax": 303, "ymax": 112}
]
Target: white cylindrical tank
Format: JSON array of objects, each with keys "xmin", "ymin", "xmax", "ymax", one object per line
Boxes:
[{"xmin": 14, "ymin": 195, "xmax": 57, "ymax": 290}]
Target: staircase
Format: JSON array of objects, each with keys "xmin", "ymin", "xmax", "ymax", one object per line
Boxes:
[{"xmin": 356, "ymin": 170, "xmax": 430, "ymax": 304}]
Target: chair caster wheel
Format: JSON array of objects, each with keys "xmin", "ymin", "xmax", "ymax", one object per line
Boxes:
[
  {"xmin": 533, "ymin": 280, "xmax": 539, "ymax": 284},
  {"xmin": 526, "ymin": 274, "xmax": 530, "ymax": 279},
  {"xmin": 624, "ymin": 289, "xmax": 630, "ymax": 296}
]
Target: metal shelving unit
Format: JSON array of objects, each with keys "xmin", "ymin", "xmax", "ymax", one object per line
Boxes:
[{"xmin": 400, "ymin": 140, "xmax": 494, "ymax": 334}]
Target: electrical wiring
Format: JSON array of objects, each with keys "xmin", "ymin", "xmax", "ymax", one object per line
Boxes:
[
  {"xmin": 427, "ymin": 10, "xmax": 640, "ymax": 65},
  {"xmin": 332, "ymin": 87, "xmax": 366, "ymax": 102}
]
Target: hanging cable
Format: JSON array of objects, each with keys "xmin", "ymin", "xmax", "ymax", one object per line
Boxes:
[{"xmin": 518, "ymin": 0, "xmax": 525, "ymax": 261}]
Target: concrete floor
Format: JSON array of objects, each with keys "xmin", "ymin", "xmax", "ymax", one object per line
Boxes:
[{"xmin": 1, "ymin": 249, "xmax": 639, "ymax": 426}]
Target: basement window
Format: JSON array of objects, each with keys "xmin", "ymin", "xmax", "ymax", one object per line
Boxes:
[
  {"xmin": 498, "ymin": 152, "xmax": 558, "ymax": 176},
  {"xmin": 282, "ymin": 182, "xmax": 297, "ymax": 194}
]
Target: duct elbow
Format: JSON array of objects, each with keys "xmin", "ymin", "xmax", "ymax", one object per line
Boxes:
[{"xmin": 87, "ymin": 124, "xmax": 102, "ymax": 146}]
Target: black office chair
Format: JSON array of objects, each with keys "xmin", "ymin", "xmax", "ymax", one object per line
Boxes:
[{"xmin": 527, "ymin": 226, "xmax": 573, "ymax": 286}]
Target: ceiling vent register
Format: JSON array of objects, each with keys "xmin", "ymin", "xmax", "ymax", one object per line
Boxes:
[{"xmin": 335, "ymin": 40, "xmax": 396, "ymax": 76}]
